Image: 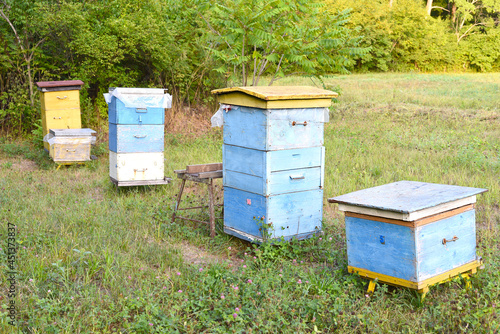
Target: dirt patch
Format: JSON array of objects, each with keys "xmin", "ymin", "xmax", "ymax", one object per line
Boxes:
[
  {"xmin": 0, "ymin": 157, "xmax": 38, "ymax": 172},
  {"xmin": 179, "ymin": 241, "xmax": 226, "ymax": 265}
]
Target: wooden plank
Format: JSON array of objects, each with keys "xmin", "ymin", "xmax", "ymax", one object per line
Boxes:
[
  {"xmin": 328, "ymin": 181, "xmax": 488, "ymax": 215},
  {"xmin": 50, "ymin": 128, "xmax": 96, "ymax": 137},
  {"xmin": 338, "ymin": 197, "xmax": 476, "ymax": 222},
  {"xmin": 110, "ymin": 177, "xmax": 171, "ymax": 187},
  {"xmin": 216, "ymin": 92, "xmax": 333, "ymax": 109},
  {"xmin": 186, "ymin": 163, "xmax": 223, "ymax": 174},
  {"xmin": 195, "ymin": 170, "xmax": 223, "ymax": 179},
  {"xmin": 174, "ymin": 216, "xmax": 209, "ymax": 225},
  {"xmin": 344, "ymin": 204, "xmax": 475, "ymax": 228},
  {"xmin": 208, "ymin": 179, "xmax": 216, "ymax": 237},
  {"xmin": 36, "ymin": 80, "xmax": 84, "ymax": 89},
  {"xmin": 349, "ymin": 259, "xmax": 482, "ymax": 290},
  {"xmin": 211, "ymin": 86, "xmax": 338, "ymax": 101}
]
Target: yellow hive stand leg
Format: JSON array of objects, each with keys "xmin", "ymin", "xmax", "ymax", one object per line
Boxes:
[
  {"xmin": 463, "ymin": 274, "xmax": 472, "ymax": 291},
  {"xmin": 418, "ymin": 286, "xmax": 429, "ymax": 302},
  {"xmin": 367, "ymin": 280, "xmax": 376, "ymax": 295}
]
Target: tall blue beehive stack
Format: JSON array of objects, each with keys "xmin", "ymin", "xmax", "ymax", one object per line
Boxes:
[
  {"xmin": 212, "ymin": 86, "xmax": 338, "ymax": 242},
  {"xmin": 104, "ymin": 88, "xmax": 172, "ymax": 186}
]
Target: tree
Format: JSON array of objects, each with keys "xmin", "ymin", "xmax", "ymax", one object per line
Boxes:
[
  {"xmin": 203, "ymin": 0, "xmax": 367, "ymax": 86},
  {"xmin": 0, "ymin": 0, "xmax": 44, "ymax": 107},
  {"xmin": 451, "ymin": 0, "xmax": 500, "ymax": 43}
]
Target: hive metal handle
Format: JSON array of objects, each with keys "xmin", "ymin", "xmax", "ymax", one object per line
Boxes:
[
  {"xmin": 289, "ymin": 175, "xmax": 305, "ymax": 180},
  {"xmin": 134, "ymin": 168, "xmax": 148, "ymax": 172},
  {"xmin": 442, "ymin": 236, "xmax": 459, "ymax": 245},
  {"xmin": 53, "ymin": 117, "xmax": 62, "ymax": 119},
  {"xmin": 66, "ymin": 149, "xmax": 76, "ymax": 152},
  {"xmin": 136, "ymin": 108, "xmax": 148, "ymax": 113},
  {"xmin": 292, "ymin": 121, "xmax": 307, "ymax": 126},
  {"xmin": 56, "ymin": 96, "xmax": 68, "ymax": 100},
  {"xmin": 134, "ymin": 135, "xmax": 147, "ymax": 138}
]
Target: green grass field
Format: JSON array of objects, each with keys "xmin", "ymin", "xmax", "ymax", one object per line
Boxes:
[{"xmin": 1, "ymin": 73, "xmax": 499, "ymax": 333}]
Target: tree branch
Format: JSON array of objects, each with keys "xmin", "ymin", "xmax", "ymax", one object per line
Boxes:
[{"xmin": 268, "ymin": 54, "xmax": 284, "ymax": 86}]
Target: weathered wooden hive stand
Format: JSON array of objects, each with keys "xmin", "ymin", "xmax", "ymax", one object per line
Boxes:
[
  {"xmin": 212, "ymin": 86, "xmax": 338, "ymax": 243},
  {"xmin": 172, "ymin": 163, "xmax": 223, "ymax": 238}
]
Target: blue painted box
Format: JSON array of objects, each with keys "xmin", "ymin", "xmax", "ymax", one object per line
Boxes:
[
  {"xmin": 328, "ymin": 181, "xmax": 488, "ymax": 290},
  {"xmin": 212, "ymin": 86, "xmax": 338, "ymax": 242},
  {"xmin": 223, "ymin": 145, "xmax": 325, "ymax": 196},
  {"xmin": 106, "ymin": 87, "xmax": 171, "ymax": 125},
  {"xmin": 223, "ymin": 105, "xmax": 327, "ymax": 151},
  {"xmin": 224, "ymin": 187, "xmax": 323, "ymax": 242},
  {"xmin": 108, "ymin": 124, "xmax": 164, "ymax": 153}
]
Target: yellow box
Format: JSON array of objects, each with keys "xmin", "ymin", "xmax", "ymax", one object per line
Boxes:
[
  {"xmin": 49, "ymin": 137, "xmax": 92, "ymax": 163},
  {"xmin": 36, "ymin": 80, "xmax": 84, "ymax": 150}
]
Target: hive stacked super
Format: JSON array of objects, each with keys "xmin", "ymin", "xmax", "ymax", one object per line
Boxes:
[
  {"xmin": 36, "ymin": 80, "xmax": 95, "ymax": 164},
  {"xmin": 212, "ymin": 86, "xmax": 338, "ymax": 242},
  {"xmin": 106, "ymin": 88, "xmax": 172, "ymax": 186}
]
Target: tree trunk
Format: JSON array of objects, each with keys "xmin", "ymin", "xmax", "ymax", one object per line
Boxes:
[
  {"xmin": 27, "ymin": 61, "xmax": 34, "ymax": 107},
  {"xmin": 426, "ymin": 0, "xmax": 433, "ymax": 15},
  {"xmin": 451, "ymin": 2, "xmax": 457, "ymax": 23}
]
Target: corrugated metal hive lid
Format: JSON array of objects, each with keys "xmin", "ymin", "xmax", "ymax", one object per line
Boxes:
[{"xmin": 211, "ymin": 86, "xmax": 338, "ymax": 109}]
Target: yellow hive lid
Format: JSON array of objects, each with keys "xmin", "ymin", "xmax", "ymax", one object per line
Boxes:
[{"xmin": 211, "ymin": 86, "xmax": 338, "ymax": 109}]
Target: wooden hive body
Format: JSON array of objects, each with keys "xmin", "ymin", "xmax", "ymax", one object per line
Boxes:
[
  {"xmin": 48, "ymin": 128, "xmax": 95, "ymax": 163},
  {"xmin": 213, "ymin": 86, "xmax": 337, "ymax": 242},
  {"xmin": 37, "ymin": 80, "xmax": 84, "ymax": 151},
  {"xmin": 329, "ymin": 181, "xmax": 488, "ymax": 289}
]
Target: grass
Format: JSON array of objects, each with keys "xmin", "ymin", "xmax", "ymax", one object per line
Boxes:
[{"xmin": 0, "ymin": 72, "xmax": 499, "ymax": 333}]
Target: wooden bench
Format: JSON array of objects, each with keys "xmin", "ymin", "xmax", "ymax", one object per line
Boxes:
[{"xmin": 172, "ymin": 163, "xmax": 223, "ymax": 238}]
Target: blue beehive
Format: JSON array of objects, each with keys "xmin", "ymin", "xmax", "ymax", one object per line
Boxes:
[
  {"xmin": 212, "ymin": 86, "xmax": 338, "ymax": 242},
  {"xmin": 104, "ymin": 88, "xmax": 172, "ymax": 186},
  {"xmin": 328, "ymin": 181, "xmax": 488, "ymax": 295}
]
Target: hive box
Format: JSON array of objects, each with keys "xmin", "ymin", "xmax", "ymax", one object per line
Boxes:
[
  {"xmin": 212, "ymin": 86, "xmax": 338, "ymax": 242},
  {"xmin": 37, "ymin": 80, "xmax": 84, "ymax": 151},
  {"xmin": 48, "ymin": 128, "xmax": 95, "ymax": 163},
  {"xmin": 328, "ymin": 181, "xmax": 488, "ymax": 291}
]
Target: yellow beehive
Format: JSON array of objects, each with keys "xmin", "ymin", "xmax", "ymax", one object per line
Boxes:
[{"xmin": 36, "ymin": 80, "xmax": 84, "ymax": 150}]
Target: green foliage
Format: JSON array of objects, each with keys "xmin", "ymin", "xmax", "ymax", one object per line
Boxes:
[
  {"xmin": 1, "ymin": 0, "xmax": 499, "ymax": 136},
  {"xmin": 461, "ymin": 27, "xmax": 500, "ymax": 72},
  {"xmin": 389, "ymin": 0, "xmax": 459, "ymax": 72},
  {"xmin": 325, "ymin": 0, "xmax": 393, "ymax": 72},
  {"xmin": 205, "ymin": 0, "xmax": 367, "ymax": 86}
]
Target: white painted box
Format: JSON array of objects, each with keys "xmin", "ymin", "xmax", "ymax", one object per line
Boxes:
[{"xmin": 109, "ymin": 151, "xmax": 164, "ymax": 182}]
